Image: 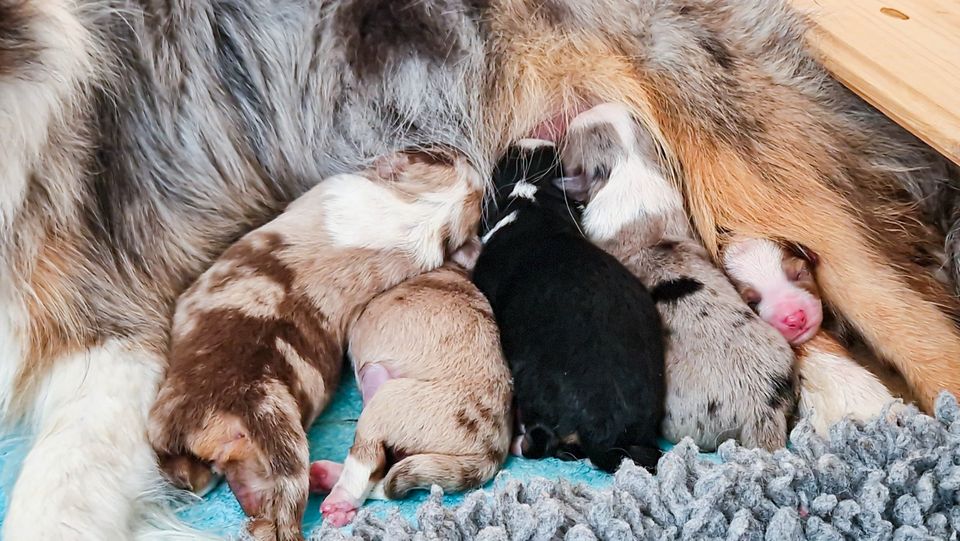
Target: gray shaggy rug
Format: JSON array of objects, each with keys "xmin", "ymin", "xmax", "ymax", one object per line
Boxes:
[{"xmin": 311, "ymin": 394, "xmax": 960, "ymax": 540}]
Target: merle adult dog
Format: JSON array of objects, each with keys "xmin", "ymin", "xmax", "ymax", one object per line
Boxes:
[{"xmin": 2, "ymin": 1, "xmax": 959, "ymax": 539}]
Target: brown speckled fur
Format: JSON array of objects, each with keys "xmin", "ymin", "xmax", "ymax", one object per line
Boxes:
[
  {"xmin": 147, "ymin": 153, "xmax": 482, "ymax": 540},
  {"xmin": 332, "ymin": 263, "xmax": 511, "ymax": 504}
]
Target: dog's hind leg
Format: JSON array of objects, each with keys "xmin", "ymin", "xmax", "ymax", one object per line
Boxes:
[{"xmin": 1, "ymin": 340, "xmax": 202, "ymax": 540}]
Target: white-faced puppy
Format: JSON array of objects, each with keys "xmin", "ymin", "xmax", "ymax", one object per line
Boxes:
[
  {"xmin": 561, "ymin": 103, "xmax": 797, "ymax": 452},
  {"xmin": 472, "ymin": 140, "xmax": 666, "ymax": 473},
  {"xmin": 721, "ymin": 237, "xmax": 824, "ymax": 346},
  {"xmin": 307, "ymin": 260, "xmax": 511, "ymax": 526},
  {"xmin": 147, "ymin": 150, "xmax": 483, "ymax": 541},
  {"xmin": 722, "ymin": 236, "xmax": 898, "ymax": 436}
]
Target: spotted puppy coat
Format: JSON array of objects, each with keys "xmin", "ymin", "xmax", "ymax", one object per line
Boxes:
[
  {"xmin": 309, "ymin": 262, "xmax": 512, "ymax": 526},
  {"xmin": 562, "ymin": 103, "xmax": 797, "ymax": 451},
  {"xmin": 147, "ymin": 151, "xmax": 483, "ymax": 541}
]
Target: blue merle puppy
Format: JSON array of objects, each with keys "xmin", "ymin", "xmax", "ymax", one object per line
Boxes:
[{"xmin": 560, "ymin": 103, "xmax": 798, "ymax": 451}]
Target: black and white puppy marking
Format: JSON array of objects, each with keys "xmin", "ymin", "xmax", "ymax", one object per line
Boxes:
[
  {"xmin": 561, "ymin": 103, "xmax": 798, "ymax": 452},
  {"xmin": 472, "ymin": 139, "xmax": 666, "ymax": 473}
]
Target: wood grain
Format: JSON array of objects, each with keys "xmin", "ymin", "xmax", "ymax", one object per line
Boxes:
[{"xmin": 790, "ymin": 0, "xmax": 960, "ymax": 165}]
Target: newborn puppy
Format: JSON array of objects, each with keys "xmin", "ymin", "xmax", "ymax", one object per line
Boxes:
[
  {"xmin": 562, "ymin": 103, "xmax": 797, "ymax": 452},
  {"xmin": 308, "ymin": 260, "xmax": 511, "ymax": 526},
  {"xmin": 472, "ymin": 139, "xmax": 666, "ymax": 473},
  {"xmin": 148, "ymin": 150, "xmax": 483, "ymax": 541},
  {"xmin": 722, "ymin": 236, "xmax": 898, "ymax": 436},
  {"xmin": 721, "ymin": 237, "xmax": 824, "ymax": 345}
]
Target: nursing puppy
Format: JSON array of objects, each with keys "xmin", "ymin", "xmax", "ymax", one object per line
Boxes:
[
  {"xmin": 7, "ymin": 2, "xmax": 960, "ymax": 539},
  {"xmin": 147, "ymin": 151, "xmax": 483, "ymax": 541},
  {"xmin": 562, "ymin": 103, "xmax": 797, "ymax": 451},
  {"xmin": 472, "ymin": 140, "xmax": 665, "ymax": 473},
  {"xmin": 308, "ymin": 260, "xmax": 511, "ymax": 526},
  {"xmin": 722, "ymin": 236, "xmax": 898, "ymax": 436}
]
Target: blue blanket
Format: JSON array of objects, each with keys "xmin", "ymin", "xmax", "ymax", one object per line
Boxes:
[{"xmin": 0, "ymin": 375, "xmax": 716, "ymax": 537}]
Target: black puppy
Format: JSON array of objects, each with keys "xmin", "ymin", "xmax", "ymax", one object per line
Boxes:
[{"xmin": 472, "ymin": 139, "xmax": 666, "ymax": 472}]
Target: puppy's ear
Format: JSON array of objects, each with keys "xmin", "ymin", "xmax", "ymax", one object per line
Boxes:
[
  {"xmin": 782, "ymin": 240, "xmax": 820, "ymax": 267},
  {"xmin": 372, "ymin": 152, "xmax": 411, "ymax": 181},
  {"xmin": 450, "ymin": 236, "xmax": 482, "ymax": 271},
  {"xmin": 552, "ymin": 175, "xmax": 591, "ymax": 202}
]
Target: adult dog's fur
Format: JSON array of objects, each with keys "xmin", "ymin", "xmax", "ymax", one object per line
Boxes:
[{"xmin": 2, "ymin": 0, "xmax": 960, "ymax": 538}]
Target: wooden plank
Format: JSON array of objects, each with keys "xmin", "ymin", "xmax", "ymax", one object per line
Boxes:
[{"xmin": 790, "ymin": 0, "xmax": 960, "ymax": 165}]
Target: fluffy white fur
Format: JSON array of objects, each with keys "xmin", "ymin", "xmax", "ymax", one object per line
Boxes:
[
  {"xmin": 2, "ymin": 341, "xmax": 218, "ymax": 540},
  {"xmin": 0, "ymin": 296, "xmax": 26, "ymax": 419},
  {"xmin": 318, "ymin": 170, "xmax": 479, "ymax": 268},
  {"xmin": 572, "ymin": 104, "xmax": 687, "ymax": 241},
  {"xmin": 797, "ymin": 345, "xmax": 899, "ymax": 436}
]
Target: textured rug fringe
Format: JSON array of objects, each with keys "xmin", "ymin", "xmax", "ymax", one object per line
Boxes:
[{"xmin": 311, "ymin": 394, "xmax": 960, "ymax": 540}]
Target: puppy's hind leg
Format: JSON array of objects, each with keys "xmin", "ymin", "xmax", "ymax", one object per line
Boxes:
[
  {"xmin": 319, "ymin": 440, "xmax": 387, "ymax": 527},
  {"xmin": 188, "ymin": 397, "xmax": 310, "ymax": 541},
  {"xmin": 740, "ymin": 408, "xmax": 790, "ymax": 452},
  {"xmin": 158, "ymin": 453, "xmax": 220, "ymax": 497},
  {"xmin": 319, "ymin": 379, "xmax": 421, "ymax": 525}
]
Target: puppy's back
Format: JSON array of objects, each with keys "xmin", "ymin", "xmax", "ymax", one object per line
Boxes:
[
  {"xmin": 474, "ymin": 165, "xmax": 666, "ymax": 472},
  {"xmin": 606, "ymin": 231, "xmax": 797, "ymax": 451},
  {"xmin": 351, "ymin": 264, "xmax": 506, "ymax": 384}
]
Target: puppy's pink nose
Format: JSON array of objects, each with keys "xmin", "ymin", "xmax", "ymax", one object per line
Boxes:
[{"xmin": 781, "ymin": 310, "xmax": 807, "ymax": 330}]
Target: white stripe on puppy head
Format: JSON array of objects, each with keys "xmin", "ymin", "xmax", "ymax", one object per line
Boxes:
[
  {"xmin": 482, "ymin": 211, "xmax": 518, "ymax": 244},
  {"xmin": 515, "ymin": 138, "xmax": 555, "ymax": 150},
  {"xmin": 722, "ymin": 237, "xmax": 790, "ymax": 296},
  {"xmin": 509, "ymin": 181, "xmax": 537, "ymax": 200}
]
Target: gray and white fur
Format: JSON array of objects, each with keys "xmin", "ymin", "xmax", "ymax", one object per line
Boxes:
[{"xmin": 560, "ymin": 103, "xmax": 797, "ymax": 451}]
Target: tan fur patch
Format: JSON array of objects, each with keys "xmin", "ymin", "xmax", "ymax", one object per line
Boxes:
[{"xmin": 340, "ymin": 264, "xmax": 512, "ymax": 502}]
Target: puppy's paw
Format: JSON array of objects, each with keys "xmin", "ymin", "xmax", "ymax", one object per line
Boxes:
[
  {"xmin": 159, "ymin": 454, "xmax": 221, "ymax": 496},
  {"xmin": 320, "ymin": 487, "xmax": 360, "ymax": 527},
  {"xmin": 510, "ymin": 435, "xmax": 525, "ymax": 457}
]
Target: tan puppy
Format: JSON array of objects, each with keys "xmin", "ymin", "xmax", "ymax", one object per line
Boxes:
[
  {"xmin": 147, "ymin": 151, "xmax": 483, "ymax": 541},
  {"xmin": 722, "ymin": 236, "xmax": 899, "ymax": 437},
  {"xmin": 308, "ymin": 259, "xmax": 512, "ymax": 526}
]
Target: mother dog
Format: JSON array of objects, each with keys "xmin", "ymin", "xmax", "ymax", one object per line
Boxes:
[{"xmin": 2, "ymin": 0, "xmax": 959, "ymax": 539}]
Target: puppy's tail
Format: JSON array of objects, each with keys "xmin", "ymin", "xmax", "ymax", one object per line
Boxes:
[{"xmin": 383, "ymin": 452, "xmax": 504, "ymax": 499}]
